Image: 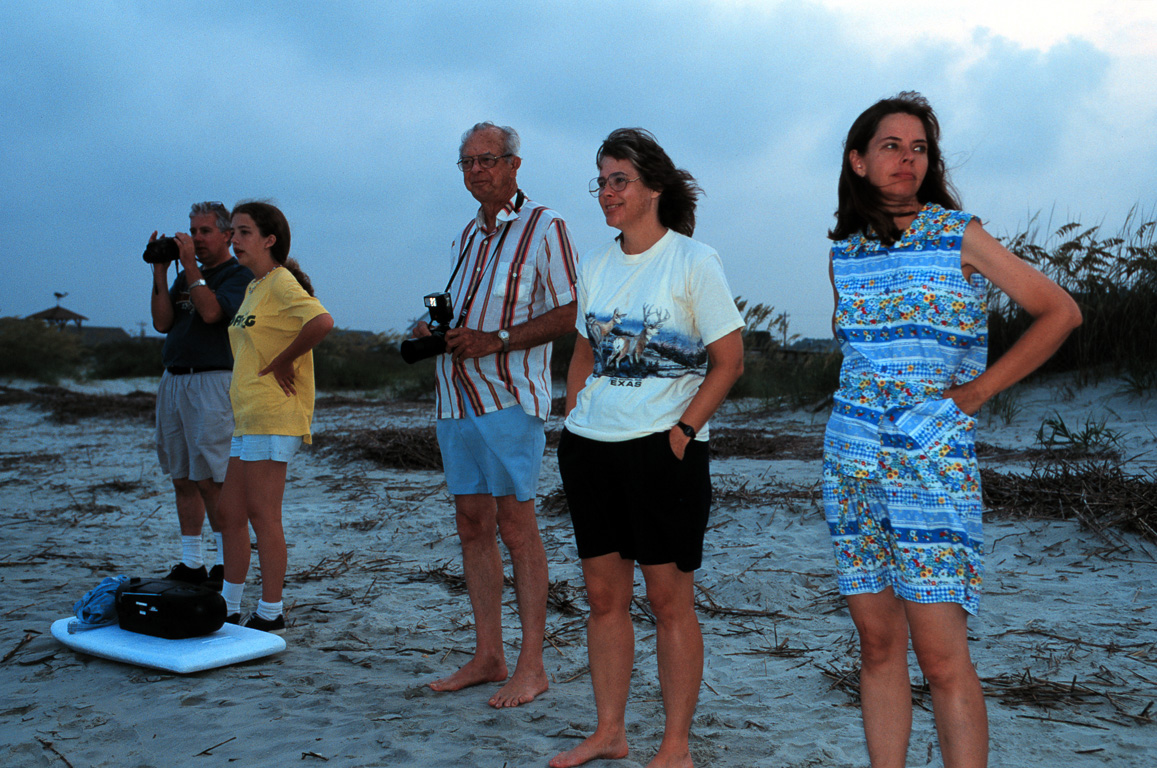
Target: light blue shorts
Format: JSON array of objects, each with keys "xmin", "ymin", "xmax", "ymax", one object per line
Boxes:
[
  {"xmin": 230, "ymin": 434, "xmax": 302, "ymax": 463},
  {"xmin": 436, "ymin": 407, "xmax": 546, "ymax": 502}
]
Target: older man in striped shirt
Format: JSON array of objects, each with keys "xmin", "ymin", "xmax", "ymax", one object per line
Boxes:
[{"xmin": 417, "ymin": 122, "xmax": 578, "ymax": 708}]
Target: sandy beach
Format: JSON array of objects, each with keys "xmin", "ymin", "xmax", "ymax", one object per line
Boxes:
[{"xmin": 1, "ymin": 375, "xmax": 1154, "ymax": 767}]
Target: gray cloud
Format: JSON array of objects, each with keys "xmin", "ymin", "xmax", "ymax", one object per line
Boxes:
[{"xmin": 1, "ymin": 1, "xmax": 1151, "ymax": 341}]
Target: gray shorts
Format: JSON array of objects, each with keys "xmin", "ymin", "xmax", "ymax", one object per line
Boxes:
[{"xmin": 155, "ymin": 370, "xmax": 234, "ymax": 482}]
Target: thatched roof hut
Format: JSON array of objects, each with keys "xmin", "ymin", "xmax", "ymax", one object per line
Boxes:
[{"xmin": 28, "ymin": 305, "xmax": 88, "ymax": 329}]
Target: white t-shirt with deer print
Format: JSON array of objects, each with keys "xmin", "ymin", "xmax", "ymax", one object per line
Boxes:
[{"xmin": 565, "ymin": 228, "xmax": 744, "ymax": 442}]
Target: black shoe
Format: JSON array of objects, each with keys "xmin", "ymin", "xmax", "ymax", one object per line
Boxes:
[
  {"xmin": 225, "ymin": 613, "xmax": 241, "ymax": 625},
  {"xmin": 164, "ymin": 563, "xmax": 208, "ymax": 585},
  {"xmin": 204, "ymin": 565, "xmax": 224, "ymax": 591},
  {"xmin": 242, "ymin": 612, "xmax": 286, "ymax": 635}
]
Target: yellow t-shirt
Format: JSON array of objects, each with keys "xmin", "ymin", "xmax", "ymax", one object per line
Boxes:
[{"xmin": 228, "ymin": 267, "xmax": 328, "ymax": 443}]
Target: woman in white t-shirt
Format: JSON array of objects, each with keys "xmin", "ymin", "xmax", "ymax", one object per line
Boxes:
[{"xmin": 550, "ymin": 129, "xmax": 744, "ymax": 768}]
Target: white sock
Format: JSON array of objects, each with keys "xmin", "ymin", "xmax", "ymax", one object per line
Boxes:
[
  {"xmin": 256, "ymin": 599, "xmax": 283, "ymax": 621},
  {"xmin": 181, "ymin": 535, "xmax": 203, "ymax": 569},
  {"xmin": 222, "ymin": 581, "xmax": 245, "ymax": 616}
]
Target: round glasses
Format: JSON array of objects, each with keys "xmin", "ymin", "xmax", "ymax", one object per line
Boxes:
[
  {"xmin": 589, "ymin": 173, "xmax": 640, "ymax": 197},
  {"xmin": 457, "ymin": 153, "xmax": 513, "ymax": 171}
]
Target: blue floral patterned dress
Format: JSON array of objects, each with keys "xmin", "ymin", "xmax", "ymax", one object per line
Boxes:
[{"xmin": 823, "ymin": 204, "xmax": 988, "ymax": 615}]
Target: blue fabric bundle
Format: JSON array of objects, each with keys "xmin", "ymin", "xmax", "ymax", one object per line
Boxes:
[{"xmin": 69, "ymin": 575, "xmax": 130, "ymax": 634}]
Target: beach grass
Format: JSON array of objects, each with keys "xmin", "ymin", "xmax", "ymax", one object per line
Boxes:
[
  {"xmin": 313, "ymin": 329, "xmax": 435, "ymax": 396},
  {"xmin": 0, "ymin": 317, "xmax": 83, "ymax": 382},
  {"xmin": 991, "ymin": 210, "xmax": 1157, "ymax": 384},
  {"xmin": 983, "ymin": 459, "xmax": 1157, "ymax": 544},
  {"xmin": 87, "ymin": 337, "xmax": 165, "ymax": 378}
]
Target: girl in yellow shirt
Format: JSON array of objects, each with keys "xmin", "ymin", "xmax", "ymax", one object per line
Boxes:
[{"xmin": 218, "ymin": 201, "xmax": 333, "ymax": 633}]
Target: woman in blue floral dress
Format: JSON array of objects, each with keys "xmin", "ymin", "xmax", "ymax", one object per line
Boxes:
[{"xmin": 824, "ymin": 92, "xmax": 1082, "ymax": 768}]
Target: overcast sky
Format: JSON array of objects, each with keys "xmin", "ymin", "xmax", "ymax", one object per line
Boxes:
[{"xmin": 3, "ymin": 0, "xmax": 1155, "ymax": 340}]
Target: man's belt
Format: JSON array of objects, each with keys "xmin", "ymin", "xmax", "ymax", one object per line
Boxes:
[{"xmin": 165, "ymin": 366, "xmax": 232, "ymax": 375}]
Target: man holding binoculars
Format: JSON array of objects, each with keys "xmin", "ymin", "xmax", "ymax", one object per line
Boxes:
[{"xmin": 146, "ymin": 201, "xmax": 252, "ymax": 589}]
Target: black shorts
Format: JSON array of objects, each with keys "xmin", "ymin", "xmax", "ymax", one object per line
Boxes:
[{"xmin": 557, "ymin": 428, "xmax": 711, "ymax": 572}]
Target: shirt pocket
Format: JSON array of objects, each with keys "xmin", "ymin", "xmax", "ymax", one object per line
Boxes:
[
  {"xmin": 878, "ymin": 398, "xmax": 979, "ymax": 492},
  {"xmin": 884, "ymin": 398, "xmax": 975, "ymax": 449},
  {"xmin": 489, "ymin": 255, "xmax": 536, "ymax": 309}
]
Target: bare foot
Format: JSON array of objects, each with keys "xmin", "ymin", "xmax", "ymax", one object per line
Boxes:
[
  {"xmin": 548, "ymin": 732, "xmax": 629, "ymax": 768},
  {"xmin": 645, "ymin": 748, "xmax": 693, "ymax": 768},
  {"xmin": 427, "ymin": 655, "xmax": 507, "ymax": 693},
  {"xmin": 488, "ymin": 665, "xmax": 548, "ymax": 708}
]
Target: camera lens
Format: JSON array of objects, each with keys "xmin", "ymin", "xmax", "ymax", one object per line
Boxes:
[
  {"xmin": 400, "ymin": 334, "xmax": 448, "ymax": 364},
  {"xmin": 142, "ymin": 237, "xmax": 180, "ymax": 264}
]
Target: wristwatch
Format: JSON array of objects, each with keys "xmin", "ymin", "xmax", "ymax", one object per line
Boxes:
[
  {"xmin": 497, "ymin": 329, "xmax": 510, "ymax": 352},
  {"xmin": 676, "ymin": 421, "xmax": 697, "ymax": 439},
  {"xmin": 188, "ymin": 279, "xmax": 208, "ymax": 290}
]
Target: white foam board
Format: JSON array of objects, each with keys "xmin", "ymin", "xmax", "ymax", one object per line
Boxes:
[{"xmin": 51, "ymin": 617, "xmax": 285, "ymax": 674}]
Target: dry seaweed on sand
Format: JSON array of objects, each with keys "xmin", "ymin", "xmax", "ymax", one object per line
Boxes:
[
  {"xmin": 0, "ymin": 385, "xmax": 39, "ymax": 406},
  {"xmin": 695, "ymin": 583, "xmax": 787, "ymax": 620},
  {"xmin": 713, "ymin": 476, "xmax": 821, "ymax": 510},
  {"xmin": 538, "ymin": 486, "xmax": 569, "ymax": 516},
  {"xmin": 1, "ymin": 385, "xmax": 156, "ymax": 423},
  {"xmin": 731, "ymin": 624, "xmax": 815, "ymax": 658},
  {"xmin": 982, "ymin": 670, "xmax": 1148, "ymax": 716},
  {"xmin": 402, "ymin": 561, "xmax": 584, "ymax": 615},
  {"xmin": 709, "ymin": 428, "xmax": 824, "ymax": 460},
  {"xmin": 314, "ymin": 393, "xmax": 393, "ymax": 409},
  {"xmin": 982, "ymin": 459, "xmax": 1157, "ymax": 543},
  {"xmin": 63, "ymin": 500, "xmax": 121, "ymax": 522},
  {"xmin": 404, "ymin": 560, "xmax": 467, "ymax": 592},
  {"xmin": 88, "ymin": 478, "xmax": 144, "ymax": 494},
  {"xmin": 820, "ymin": 661, "xmax": 868, "ymax": 702},
  {"xmin": 977, "ymin": 442, "xmax": 1121, "ymax": 463},
  {"xmin": 545, "ymin": 428, "xmax": 562, "ymax": 449},
  {"xmin": 820, "ymin": 662, "xmax": 1155, "ymax": 721},
  {"xmin": 0, "ymin": 451, "xmax": 64, "ymax": 471},
  {"xmin": 992, "ymin": 626, "xmax": 1157, "ymax": 661},
  {"xmin": 546, "ymin": 578, "xmax": 584, "ymax": 616},
  {"xmin": 290, "ymin": 550, "xmax": 357, "ymax": 583},
  {"xmin": 313, "ymin": 426, "xmax": 443, "ymax": 470}
]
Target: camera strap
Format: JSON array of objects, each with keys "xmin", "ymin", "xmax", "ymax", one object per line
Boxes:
[
  {"xmin": 451, "ymin": 190, "xmax": 525, "ymax": 329},
  {"xmin": 443, "ymin": 232, "xmax": 476, "ymax": 296}
]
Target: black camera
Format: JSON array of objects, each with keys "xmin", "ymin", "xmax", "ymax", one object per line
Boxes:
[
  {"xmin": 142, "ymin": 236, "xmax": 179, "ymax": 264},
  {"xmin": 400, "ymin": 292, "xmax": 455, "ymax": 364}
]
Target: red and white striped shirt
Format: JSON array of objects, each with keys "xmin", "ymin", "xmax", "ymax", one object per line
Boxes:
[{"xmin": 434, "ymin": 190, "xmax": 578, "ymax": 420}]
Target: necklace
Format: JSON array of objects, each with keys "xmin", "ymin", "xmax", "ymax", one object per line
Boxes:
[{"xmin": 247, "ymin": 264, "xmax": 281, "ymax": 293}]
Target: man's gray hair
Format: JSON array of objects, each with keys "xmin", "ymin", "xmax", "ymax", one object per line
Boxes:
[
  {"xmin": 460, "ymin": 122, "xmax": 521, "ymax": 158},
  {"xmin": 189, "ymin": 201, "xmax": 232, "ymax": 232}
]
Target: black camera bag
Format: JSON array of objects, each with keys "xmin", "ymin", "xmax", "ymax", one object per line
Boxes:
[{"xmin": 115, "ymin": 578, "xmax": 226, "ymax": 639}]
